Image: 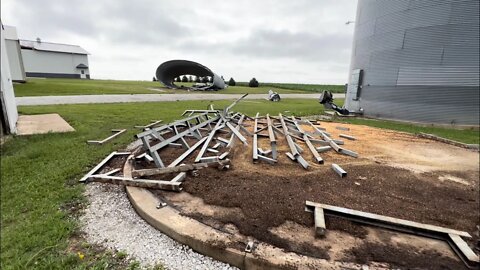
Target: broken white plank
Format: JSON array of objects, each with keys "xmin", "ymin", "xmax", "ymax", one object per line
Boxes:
[
  {"xmin": 316, "ymin": 146, "xmax": 332, "ymax": 153},
  {"xmin": 101, "ymin": 168, "xmax": 121, "ymax": 176},
  {"xmin": 80, "ymin": 151, "xmax": 130, "ymax": 182},
  {"xmin": 87, "ymin": 129, "xmax": 127, "ymax": 145},
  {"xmin": 339, "ymin": 148, "xmax": 358, "ymax": 158},
  {"xmin": 168, "ymin": 137, "xmax": 208, "ymax": 167},
  {"xmin": 200, "ymin": 156, "xmax": 220, "ymax": 163},
  {"xmin": 226, "ymin": 122, "xmax": 248, "ymax": 145},
  {"xmin": 219, "ymin": 152, "xmax": 229, "ymax": 160},
  {"xmin": 258, "ymin": 154, "xmax": 277, "ymax": 164},
  {"xmin": 135, "ymin": 120, "xmax": 163, "ymax": 129},
  {"xmin": 314, "ymin": 207, "xmax": 326, "ymax": 237},
  {"xmin": 339, "ymin": 134, "xmax": 356, "ymax": 141},
  {"xmin": 171, "ymin": 172, "xmax": 187, "ymax": 182},
  {"xmin": 285, "ymin": 152, "xmax": 296, "ymax": 161},
  {"xmin": 336, "ymin": 126, "xmax": 350, "ymax": 131},
  {"xmin": 207, "ymin": 148, "xmax": 219, "ymax": 153},
  {"xmin": 448, "ymin": 234, "xmax": 479, "ymax": 263}
]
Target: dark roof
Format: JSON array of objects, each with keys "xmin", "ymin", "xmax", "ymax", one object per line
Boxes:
[{"xmin": 76, "ymin": 64, "xmax": 88, "ymax": 69}]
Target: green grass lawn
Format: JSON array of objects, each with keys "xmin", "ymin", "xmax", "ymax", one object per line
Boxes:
[
  {"xmin": 237, "ymin": 82, "xmax": 345, "ymax": 93},
  {"xmin": 2, "ymin": 98, "xmax": 477, "ymax": 269},
  {"xmin": 14, "ymin": 78, "xmax": 339, "ymax": 96},
  {"xmin": 13, "ymin": 78, "xmax": 167, "ymax": 96},
  {"xmin": 0, "ymin": 99, "xmax": 327, "ymax": 269}
]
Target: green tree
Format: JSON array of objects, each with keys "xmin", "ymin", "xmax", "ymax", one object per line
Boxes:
[
  {"xmin": 195, "ymin": 76, "xmax": 200, "ymax": 83},
  {"xmin": 228, "ymin": 77, "xmax": 236, "ymax": 86},
  {"xmin": 188, "ymin": 75, "xmax": 193, "ymax": 82},
  {"xmin": 182, "ymin": 75, "xmax": 188, "ymax": 82},
  {"xmin": 248, "ymin": 77, "xmax": 259, "ymax": 87}
]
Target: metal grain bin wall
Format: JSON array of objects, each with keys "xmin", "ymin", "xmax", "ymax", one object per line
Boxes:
[{"xmin": 345, "ymin": 0, "xmax": 479, "ymax": 126}]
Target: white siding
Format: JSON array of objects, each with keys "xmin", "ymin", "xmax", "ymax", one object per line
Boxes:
[{"xmin": 21, "ymin": 49, "xmax": 89, "ymax": 76}]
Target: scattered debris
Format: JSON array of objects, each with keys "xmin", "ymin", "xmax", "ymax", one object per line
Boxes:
[
  {"xmin": 332, "ymin": 163, "xmax": 347, "ymax": 178},
  {"xmin": 335, "ymin": 126, "xmax": 350, "ymax": 131},
  {"xmin": 339, "ymin": 134, "xmax": 356, "ymax": 141},
  {"xmin": 245, "ymin": 241, "xmax": 255, "ymax": 253},
  {"xmin": 305, "ymin": 201, "xmax": 479, "ymax": 268},
  {"xmin": 267, "ymin": 89, "xmax": 281, "ymax": 102},
  {"xmin": 135, "ymin": 120, "xmax": 163, "ymax": 130},
  {"xmin": 87, "ymin": 129, "xmax": 127, "ymax": 145}
]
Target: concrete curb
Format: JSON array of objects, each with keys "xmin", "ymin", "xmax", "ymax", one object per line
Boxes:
[{"xmin": 123, "ymin": 156, "xmax": 360, "ymax": 270}]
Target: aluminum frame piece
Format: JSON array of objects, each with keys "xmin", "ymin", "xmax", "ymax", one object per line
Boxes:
[
  {"xmin": 305, "ymin": 201, "xmax": 479, "ymax": 268},
  {"xmin": 156, "ymin": 60, "xmax": 226, "ymax": 90}
]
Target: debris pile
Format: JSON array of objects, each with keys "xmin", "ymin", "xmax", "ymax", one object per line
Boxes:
[{"xmin": 80, "ymin": 93, "xmax": 479, "ymax": 268}]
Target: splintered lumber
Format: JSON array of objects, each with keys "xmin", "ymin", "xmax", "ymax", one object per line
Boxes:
[
  {"xmin": 88, "ymin": 175, "xmax": 182, "ymax": 191},
  {"xmin": 80, "ymin": 151, "xmax": 130, "ymax": 182},
  {"xmin": 339, "ymin": 134, "xmax": 356, "ymax": 141},
  {"xmin": 304, "ymin": 201, "xmax": 478, "ymax": 267},
  {"xmin": 87, "ymin": 129, "xmax": 127, "ymax": 145},
  {"xmin": 257, "ymin": 154, "xmax": 277, "ymax": 164},
  {"xmin": 332, "ymin": 163, "xmax": 347, "ymax": 177},
  {"xmin": 133, "ymin": 159, "xmax": 231, "ymax": 177}
]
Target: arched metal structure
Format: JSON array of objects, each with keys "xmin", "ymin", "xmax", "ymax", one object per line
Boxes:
[
  {"xmin": 345, "ymin": 0, "xmax": 479, "ymax": 126},
  {"xmin": 156, "ymin": 60, "xmax": 226, "ymax": 90}
]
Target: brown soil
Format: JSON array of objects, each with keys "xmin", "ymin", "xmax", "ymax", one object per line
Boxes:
[
  {"xmin": 134, "ymin": 120, "xmax": 479, "ymax": 269},
  {"xmin": 343, "ymin": 242, "xmax": 465, "ymax": 270}
]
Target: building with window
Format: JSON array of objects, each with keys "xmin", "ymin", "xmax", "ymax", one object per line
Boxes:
[{"xmin": 20, "ymin": 39, "xmax": 90, "ymax": 79}]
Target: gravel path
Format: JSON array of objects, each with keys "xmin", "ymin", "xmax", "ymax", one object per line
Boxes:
[
  {"xmin": 16, "ymin": 93, "xmax": 344, "ymax": 106},
  {"xmin": 81, "ymin": 183, "xmax": 238, "ymax": 270}
]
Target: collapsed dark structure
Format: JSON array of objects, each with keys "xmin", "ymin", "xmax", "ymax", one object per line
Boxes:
[{"xmin": 156, "ymin": 60, "xmax": 226, "ymax": 90}]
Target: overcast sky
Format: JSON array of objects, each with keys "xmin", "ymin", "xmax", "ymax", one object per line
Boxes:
[{"xmin": 2, "ymin": 0, "xmax": 357, "ymax": 84}]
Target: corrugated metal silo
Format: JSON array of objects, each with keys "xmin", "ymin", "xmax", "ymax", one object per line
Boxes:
[{"xmin": 345, "ymin": 0, "xmax": 479, "ymax": 126}]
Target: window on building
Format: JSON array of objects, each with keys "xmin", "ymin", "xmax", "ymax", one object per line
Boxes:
[{"xmin": 81, "ymin": 70, "xmax": 85, "ymax": 74}]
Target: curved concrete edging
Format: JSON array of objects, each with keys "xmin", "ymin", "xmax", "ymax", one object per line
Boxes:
[{"xmin": 123, "ymin": 156, "xmax": 352, "ymax": 270}]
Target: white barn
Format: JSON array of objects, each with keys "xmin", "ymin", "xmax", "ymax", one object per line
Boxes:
[
  {"xmin": 20, "ymin": 39, "xmax": 90, "ymax": 79},
  {"xmin": 3, "ymin": 25, "xmax": 26, "ymax": 82}
]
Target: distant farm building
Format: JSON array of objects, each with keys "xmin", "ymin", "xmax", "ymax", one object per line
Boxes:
[
  {"xmin": 20, "ymin": 39, "xmax": 90, "ymax": 79},
  {"xmin": 3, "ymin": 25, "xmax": 26, "ymax": 82}
]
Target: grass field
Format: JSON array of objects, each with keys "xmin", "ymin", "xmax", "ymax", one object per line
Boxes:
[
  {"xmin": 236, "ymin": 82, "xmax": 345, "ymax": 93},
  {"xmin": 13, "ymin": 78, "xmax": 164, "ymax": 96},
  {"xmin": 0, "ymin": 99, "xmax": 327, "ymax": 269},
  {"xmin": 14, "ymin": 78, "xmax": 339, "ymax": 96},
  {"xmin": 2, "ymin": 98, "xmax": 478, "ymax": 269}
]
